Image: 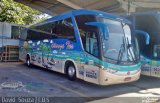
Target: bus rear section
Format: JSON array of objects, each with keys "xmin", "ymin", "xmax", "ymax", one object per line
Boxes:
[{"xmin": 19, "ymin": 9, "xmax": 141, "ymax": 85}]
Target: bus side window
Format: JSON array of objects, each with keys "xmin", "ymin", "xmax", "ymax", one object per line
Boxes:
[
  {"xmin": 52, "ymin": 18, "xmax": 76, "ymax": 42},
  {"xmin": 153, "ymin": 45, "xmax": 160, "ymax": 59},
  {"xmin": 26, "ymin": 29, "xmax": 57, "ymax": 41},
  {"xmin": 86, "ymin": 33, "xmax": 98, "ymax": 57}
]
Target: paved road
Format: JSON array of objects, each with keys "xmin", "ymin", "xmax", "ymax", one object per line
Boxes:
[{"xmin": 0, "ymin": 62, "xmax": 160, "ymax": 103}]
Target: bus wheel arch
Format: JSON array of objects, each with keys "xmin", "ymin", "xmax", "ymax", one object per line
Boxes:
[{"xmin": 64, "ymin": 60, "xmax": 76, "ymax": 81}]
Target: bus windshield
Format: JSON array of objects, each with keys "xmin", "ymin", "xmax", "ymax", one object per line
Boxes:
[
  {"xmin": 136, "ymin": 14, "xmax": 160, "ymax": 60},
  {"xmin": 101, "ymin": 18, "xmax": 139, "ymax": 64}
]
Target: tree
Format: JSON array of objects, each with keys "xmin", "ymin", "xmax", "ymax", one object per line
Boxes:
[{"xmin": 0, "ymin": 0, "xmax": 48, "ymax": 25}]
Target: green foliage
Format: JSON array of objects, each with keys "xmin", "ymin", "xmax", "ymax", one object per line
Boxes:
[{"xmin": 0, "ymin": 0, "xmax": 48, "ymax": 25}]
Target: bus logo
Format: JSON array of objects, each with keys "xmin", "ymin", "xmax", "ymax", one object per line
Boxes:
[
  {"xmin": 127, "ymin": 71, "xmax": 130, "ymax": 75},
  {"xmin": 86, "ymin": 70, "xmax": 97, "ymax": 79}
]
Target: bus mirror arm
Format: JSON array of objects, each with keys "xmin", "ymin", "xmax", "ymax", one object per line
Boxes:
[{"xmin": 135, "ymin": 30, "xmax": 150, "ymax": 45}]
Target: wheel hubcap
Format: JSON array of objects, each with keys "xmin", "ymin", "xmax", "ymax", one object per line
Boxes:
[{"xmin": 68, "ymin": 66, "xmax": 75, "ymax": 77}]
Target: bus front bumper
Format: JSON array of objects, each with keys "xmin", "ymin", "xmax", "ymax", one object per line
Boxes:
[{"xmin": 99, "ymin": 68, "xmax": 141, "ymax": 85}]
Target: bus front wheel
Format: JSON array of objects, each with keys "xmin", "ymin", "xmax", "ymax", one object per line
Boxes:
[{"xmin": 67, "ymin": 65, "xmax": 76, "ymax": 81}]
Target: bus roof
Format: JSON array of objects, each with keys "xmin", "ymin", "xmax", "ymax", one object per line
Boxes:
[{"xmin": 32, "ymin": 9, "xmax": 130, "ymax": 27}]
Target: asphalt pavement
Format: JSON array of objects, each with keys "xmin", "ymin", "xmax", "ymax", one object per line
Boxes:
[{"xmin": 0, "ymin": 62, "xmax": 160, "ymax": 103}]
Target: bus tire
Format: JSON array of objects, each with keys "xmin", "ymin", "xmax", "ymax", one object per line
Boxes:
[
  {"xmin": 26, "ymin": 55, "xmax": 31, "ymax": 67},
  {"xmin": 67, "ymin": 64, "xmax": 76, "ymax": 81}
]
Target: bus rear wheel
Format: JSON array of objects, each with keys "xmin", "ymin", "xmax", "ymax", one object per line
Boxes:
[{"xmin": 67, "ymin": 65, "xmax": 76, "ymax": 81}]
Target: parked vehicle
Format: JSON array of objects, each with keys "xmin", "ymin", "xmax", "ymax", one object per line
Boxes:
[
  {"xmin": 126, "ymin": 12, "xmax": 160, "ymax": 77},
  {"xmin": 19, "ymin": 9, "xmax": 148, "ymax": 85}
]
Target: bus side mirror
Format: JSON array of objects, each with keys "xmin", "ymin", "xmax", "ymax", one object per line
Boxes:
[
  {"xmin": 85, "ymin": 22, "xmax": 109, "ymax": 40},
  {"xmin": 135, "ymin": 30, "xmax": 150, "ymax": 45}
]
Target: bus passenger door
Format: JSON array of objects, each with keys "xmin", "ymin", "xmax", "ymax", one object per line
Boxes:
[
  {"xmin": 81, "ymin": 36, "xmax": 100, "ymax": 84},
  {"xmin": 141, "ymin": 56, "xmax": 151, "ymax": 76},
  {"xmin": 74, "ymin": 14, "xmax": 101, "ymax": 84}
]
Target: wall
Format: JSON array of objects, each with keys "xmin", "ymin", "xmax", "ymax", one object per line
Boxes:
[{"xmin": 0, "ymin": 22, "xmax": 20, "ymax": 47}]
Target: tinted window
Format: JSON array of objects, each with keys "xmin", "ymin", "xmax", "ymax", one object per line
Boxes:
[
  {"xmin": 11, "ymin": 26, "xmax": 24, "ymax": 39},
  {"xmin": 75, "ymin": 15, "xmax": 99, "ymax": 57},
  {"xmin": 32, "ymin": 18, "xmax": 76, "ymax": 42},
  {"xmin": 153, "ymin": 45, "xmax": 160, "ymax": 59},
  {"xmin": 26, "ymin": 29, "xmax": 57, "ymax": 41},
  {"xmin": 52, "ymin": 18, "xmax": 76, "ymax": 42}
]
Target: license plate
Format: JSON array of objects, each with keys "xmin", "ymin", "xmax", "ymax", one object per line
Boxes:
[{"xmin": 124, "ymin": 77, "xmax": 131, "ymax": 81}]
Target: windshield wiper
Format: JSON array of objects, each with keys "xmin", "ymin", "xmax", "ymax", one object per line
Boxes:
[
  {"xmin": 117, "ymin": 44, "xmax": 124, "ymax": 64},
  {"xmin": 126, "ymin": 38, "xmax": 136, "ymax": 63},
  {"xmin": 117, "ymin": 37, "xmax": 125, "ymax": 64}
]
